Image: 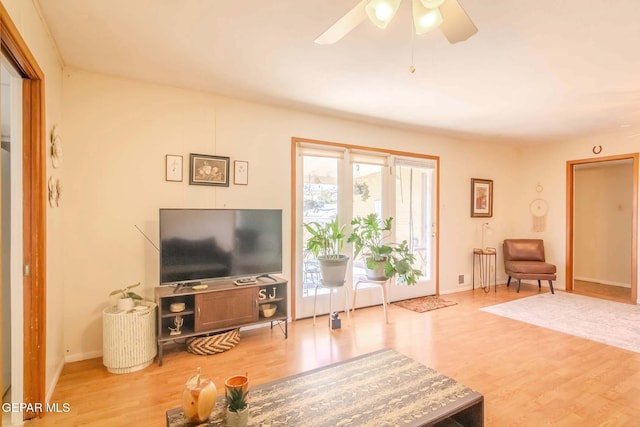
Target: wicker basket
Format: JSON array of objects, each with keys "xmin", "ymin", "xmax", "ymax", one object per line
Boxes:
[{"xmin": 186, "ymin": 329, "xmax": 240, "ymax": 355}]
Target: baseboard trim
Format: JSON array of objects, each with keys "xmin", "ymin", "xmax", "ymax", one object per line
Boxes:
[
  {"xmin": 46, "ymin": 358, "xmax": 65, "ymax": 403},
  {"xmin": 64, "ymin": 350, "xmax": 103, "ymax": 363}
]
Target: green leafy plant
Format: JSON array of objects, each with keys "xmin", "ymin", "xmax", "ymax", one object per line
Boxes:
[
  {"xmin": 348, "ymin": 214, "xmax": 422, "ymax": 285},
  {"xmin": 304, "ymin": 217, "xmax": 346, "ymax": 259},
  {"xmin": 109, "ymin": 282, "xmax": 143, "ymax": 300},
  {"xmin": 348, "ymin": 213, "xmax": 393, "ymax": 265},
  {"xmin": 227, "ymin": 387, "xmax": 248, "ymax": 413}
]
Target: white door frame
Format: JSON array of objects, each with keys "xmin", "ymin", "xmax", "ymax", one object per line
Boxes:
[{"xmin": 3, "ymin": 56, "xmax": 24, "ymax": 426}]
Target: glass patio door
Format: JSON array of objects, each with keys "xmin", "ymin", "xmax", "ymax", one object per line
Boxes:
[
  {"xmin": 294, "ymin": 143, "xmax": 438, "ymax": 319},
  {"xmin": 388, "ymin": 159, "xmax": 437, "ymax": 300},
  {"xmin": 297, "ymin": 151, "xmax": 346, "ymax": 319}
]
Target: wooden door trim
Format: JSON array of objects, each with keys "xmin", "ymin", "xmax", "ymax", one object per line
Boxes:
[
  {"xmin": 0, "ymin": 2, "xmax": 46, "ymax": 420},
  {"xmin": 566, "ymin": 153, "xmax": 638, "ymax": 303}
]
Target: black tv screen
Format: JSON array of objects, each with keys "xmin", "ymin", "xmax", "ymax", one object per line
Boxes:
[{"xmin": 159, "ymin": 209, "xmax": 282, "ymax": 285}]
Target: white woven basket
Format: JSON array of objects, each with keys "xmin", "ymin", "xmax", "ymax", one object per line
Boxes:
[{"xmin": 102, "ymin": 303, "xmax": 157, "ymax": 374}]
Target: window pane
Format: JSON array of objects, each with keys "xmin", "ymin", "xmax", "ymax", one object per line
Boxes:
[
  {"xmin": 395, "ymin": 165, "xmax": 432, "ymax": 279},
  {"xmin": 352, "ymin": 163, "xmax": 383, "ymax": 280},
  {"xmin": 302, "ymin": 156, "xmax": 338, "ymax": 296}
]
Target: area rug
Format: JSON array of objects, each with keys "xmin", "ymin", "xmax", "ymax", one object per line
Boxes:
[
  {"xmin": 481, "ymin": 292, "xmax": 640, "ymax": 353},
  {"xmin": 394, "ymin": 295, "xmax": 458, "ymax": 313}
]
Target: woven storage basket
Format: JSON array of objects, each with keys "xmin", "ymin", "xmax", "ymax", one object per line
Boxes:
[{"xmin": 186, "ymin": 329, "xmax": 240, "ymax": 355}]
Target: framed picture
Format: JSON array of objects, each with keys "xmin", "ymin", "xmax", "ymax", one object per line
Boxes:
[
  {"xmin": 189, "ymin": 154, "xmax": 230, "ymax": 186},
  {"xmin": 165, "ymin": 155, "xmax": 183, "ymax": 182},
  {"xmin": 234, "ymin": 160, "xmax": 249, "ymax": 185},
  {"xmin": 471, "ymin": 178, "xmax": 493, "ymax": 217}
]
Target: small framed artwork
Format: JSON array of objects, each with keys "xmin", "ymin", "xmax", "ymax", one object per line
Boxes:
[
  {"xmin": 234, "ymin": 160, "xmax": 249, "ymax": 185},
  {"xmin": 471, "ymin": 178, "xmax": 493, "ymax": 217},
  {"xmin": 165, "ymin": 155, "xmax": 183, "ymax": 182},
  {"xmin": 189, "ymin": 153, "xmax": 230, "ymax": 186}
]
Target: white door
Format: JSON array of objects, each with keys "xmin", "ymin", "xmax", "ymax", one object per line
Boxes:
[
  {"xmin": 388, "ymin": 159, "xmax": 437, "ymax": 300},
  {"xmin": 1, "ymin": 56, "xmax": 24, "ymax": 427}
]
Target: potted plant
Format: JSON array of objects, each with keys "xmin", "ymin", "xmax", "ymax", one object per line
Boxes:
[
  {"xmin": 348, "ymin": 213, "xmax": 422, "ymax": 285},
  {"xmin": 304, "ymin": 217, "xmax": 350, "ymax": 286},
  {"xmin": 225, "ymin": 386, "xmax": 249, "ymax": 427},
  {"xmin": 109, "ymin": 282, "xmax": 143, "ymax": 311}
]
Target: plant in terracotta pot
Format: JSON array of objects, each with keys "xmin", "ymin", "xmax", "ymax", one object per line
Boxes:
[
  {"xmin": 109, "ymin": 282, "xmax": 143, "ymax": 311},
  {"xmin": 304, "ymin": 217, "xmax": 350, "ymax": 286},
  {"xmin": 348, "ymin": 213, "xmax": 422, "ymax": 285},
  {"xmin": 225, "ymin": 386, "xmax": 249, "ymax": 427}
]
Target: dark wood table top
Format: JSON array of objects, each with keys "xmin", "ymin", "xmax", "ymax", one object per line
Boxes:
[{"xmin": 167, "ymin": 348, "xmax": 483, "ymax": 426}]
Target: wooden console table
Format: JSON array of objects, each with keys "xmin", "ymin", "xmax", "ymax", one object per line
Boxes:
[
  {"xmin": 155, "ymin": 276, "xmax": 287, "ymax": 365},
  {"xmin": 166, "ymin": 348, "xmax": 483, "ymax": 426}
]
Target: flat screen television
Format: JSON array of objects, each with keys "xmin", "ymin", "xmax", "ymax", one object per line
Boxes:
[{"xmin": 159, "ymin": 208, "xmax": 282, "ymax": 286}]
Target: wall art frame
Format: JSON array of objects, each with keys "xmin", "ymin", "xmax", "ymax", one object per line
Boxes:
[
  {"xmin": 165, "ymin": 154, "xmax": 183, "ymax": 182},
  {"xmin": 471, "ymin": 178, "xmax": 493, "ymax": 217},
  {"xmin": 234, "ymin": 160, "xmax": 249, "ymax": 185},
  {"xmin": 189, "ymin": 153, "xmax": 230, "ymax": 187}
]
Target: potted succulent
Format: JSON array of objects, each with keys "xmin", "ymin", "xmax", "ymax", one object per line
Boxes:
[
  {"xmin": 109, "ymin": 282, "xmax": 143, "ymax": 311},
  {"xmin": 348, "ymin": 213, "xmax": 422, "ymax": 285},
  {"xmin": 225, "ymin": 386, "xmax": 249, "ymax": 427},
  {"xmin": 304, "ymin": 217, "xmax": 350, "ymax": 286}
]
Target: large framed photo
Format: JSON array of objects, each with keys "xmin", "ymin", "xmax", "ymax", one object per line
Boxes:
[
  {"xmin": 189, "ymin": 154, "xmax": 230, "ymax": 186},
  {"xmin": 165, "ymin": 154, "xmax": 183, "ymax": 182},
  {"xmin": 471, "ymin": 178, "xmax": 493, "ymax": 217}
]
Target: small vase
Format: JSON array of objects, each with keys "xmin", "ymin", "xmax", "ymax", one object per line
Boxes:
[
  {"xmin": 117, "ymin": 298, "xmax": 135, "ymax": 312},
  {"xmin": 225, "ymin": 407, "xmax": 249, "ymax": 427}
]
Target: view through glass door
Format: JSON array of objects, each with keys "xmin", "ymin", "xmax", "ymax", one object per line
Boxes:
[
  {"xmin": 390, "ymin": 159, "xmax": 437, "ymax": 301},
  {"xmin": 295, "ymin": 143, "xmax": 438, "ymax": 319}
]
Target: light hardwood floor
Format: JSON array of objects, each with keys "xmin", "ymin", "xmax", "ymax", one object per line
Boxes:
[
  {"xmin": 573, "ymin": 279, "xmax": 632, "ymax": 303},
  {"xmin": 28, "ymin": 283, "xmax": 640, "ymax": 426}
]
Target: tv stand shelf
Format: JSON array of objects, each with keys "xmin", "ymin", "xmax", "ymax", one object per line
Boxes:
[{"xmin": 154, "ymin": 276, "xmax": 288, "ymax": 365}]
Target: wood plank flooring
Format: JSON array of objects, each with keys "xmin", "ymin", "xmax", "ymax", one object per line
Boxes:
[
  {"xmin": 573, "ymin": 279, "xmax": 632, "ymax": 303},
  {"xmin": 27, "ymin": 284, "xmax": 640, "ymax": 426}
]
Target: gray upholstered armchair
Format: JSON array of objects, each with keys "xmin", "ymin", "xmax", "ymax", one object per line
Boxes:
[{"xmin": 503, "ymin": 239, "xmax": 555, "ymax": 294}]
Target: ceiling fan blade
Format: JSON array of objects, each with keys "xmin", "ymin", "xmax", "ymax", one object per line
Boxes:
[
  {"xmin": 314, "ymin": 0, "xmax": 369, "ymax": 45},
  {"xmin": 439, "ymin": 0, "xmax": 477, "ymax": 44}
]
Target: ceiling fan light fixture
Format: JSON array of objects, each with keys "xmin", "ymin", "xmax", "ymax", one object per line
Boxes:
[
  {"xmin": 366, "ymin": 0, "xmax": 401, "ymax": 29},
  {"xmin": 413, "ymin": 0, "xmax": 443, "ymax": 34}
]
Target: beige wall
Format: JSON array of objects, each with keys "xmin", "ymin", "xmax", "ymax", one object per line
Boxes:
[
  {"xmin": 574, "ymin": 163, "xmax": 633, "ymax": 286},
  {"xmin": 516, "ymin": 134, "xmax": 639, "ymax": 302},
  {"xmin": 2, "ymin": 0, "xmax": 65, "ymax": 400},
  {"xmin": 61, "ymin": 67, "xmax": 521, "ymax": 359}
]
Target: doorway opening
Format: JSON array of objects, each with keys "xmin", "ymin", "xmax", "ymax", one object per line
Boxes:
[{"xmin": 566, "ymin": 154, "xmax": 638, "ymax": 304}]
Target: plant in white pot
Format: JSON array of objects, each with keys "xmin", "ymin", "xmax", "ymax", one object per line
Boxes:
[
  {"xmin": 225, "ymin": 386, "xmax": 249, "ymax": 427},
  {"xmin": 109, "ymin": 282, "xmax": 143, "ymax": 311},
  {"xmin": 304, "ymin": 217, "xmax": 349, "ymax": 286},
  {"xmin": 348, "ymin": 213, "xmax": 422, "ymax": 285}
]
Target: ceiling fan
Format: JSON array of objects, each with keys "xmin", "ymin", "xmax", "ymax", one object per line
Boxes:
[{"xmin": 314, "ymin": 0, "xmax": 477, "ymax": 45}]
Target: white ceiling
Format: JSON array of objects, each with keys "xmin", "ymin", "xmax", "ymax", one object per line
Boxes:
[{"xmin": 37, "ymin": 0, "xmax": 640, "ymax": 144}]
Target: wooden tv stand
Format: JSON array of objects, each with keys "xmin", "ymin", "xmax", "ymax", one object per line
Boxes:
[{"xmin": 154, "ymin": 276, "xmax": 287, "ymax": 365}]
